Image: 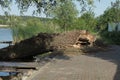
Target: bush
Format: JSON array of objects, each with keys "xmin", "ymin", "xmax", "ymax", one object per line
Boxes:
[
  {"xmin": 11, "ymin": 18, "xmax": 61, "ymax": 43},
  {"xmin": 100, "ymin": 31, "xmax": 120, "ymax": 45}
]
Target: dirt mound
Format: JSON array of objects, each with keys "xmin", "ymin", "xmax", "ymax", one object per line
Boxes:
[
  {"xmin": 51, "ymin": 30, "xmax": 81, "ymax": 49},
  {"xmin": 51, "ymin": 30, "xmax": 96, "ymax": 49}
]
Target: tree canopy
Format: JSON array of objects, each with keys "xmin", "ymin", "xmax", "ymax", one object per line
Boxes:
[
  {"xmin": 96, "ymin": 0, "xmax": 120, "ymax": 30},
  {"xmin": 0, "ymin": 0, "xmax": 95, "ymax": 15},
  {"xmin": 51, "ymin": 0, "xmax": 78, "ymax": 30}
]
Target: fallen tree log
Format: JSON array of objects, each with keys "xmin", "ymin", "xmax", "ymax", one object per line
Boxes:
[
  {"xmin": 0, "ymin": 33, "xmax": 59, "ymax": 61},
  {"xmin": 0, "ymin": 30, "xmax": 96, "ymax": 61}
]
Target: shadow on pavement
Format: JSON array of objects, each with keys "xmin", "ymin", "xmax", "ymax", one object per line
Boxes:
[{"xmin": 86, "ymin": 45, "xmax": 120, "ymax": 80}]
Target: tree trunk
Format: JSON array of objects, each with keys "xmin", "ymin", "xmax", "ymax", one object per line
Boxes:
[
  {"xmin": 0, "ymin": 30, "xmax": 96, "ymax": 61},
  {"xmin": 0, "ymin": 33, "xmax": 58, "ymax": 61}
]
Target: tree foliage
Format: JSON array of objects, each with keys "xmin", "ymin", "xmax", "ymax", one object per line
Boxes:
[
  {"xmin": 97, "ymin": 0, "xmax": 120, "ymax": 45},
  {"xmin": 75, "ymin": 11, "xmax": 96, "ymax": 32},
  {"xmin": 0, "ymin": 0, "xmax": 95, "ymax": 14},
  {"xmin": 97, "ymin": 0, "xmax": 120, "ymax": 30},
  {"xmin": 0, "ymin": 0, "xmax": 11, "ymax": 8},
  {"xmin": 11, "ymin": 17, "xmax": 43, "ymax": 42},
  {"xmin": 51, "ymin": 0, "xmax": 78, "ymax": 31}
]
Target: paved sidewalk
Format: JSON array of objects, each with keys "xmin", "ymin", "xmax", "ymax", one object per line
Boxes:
[{"xmin": 27, "ymin": 45, "xmax": 120, "ymax": 80}]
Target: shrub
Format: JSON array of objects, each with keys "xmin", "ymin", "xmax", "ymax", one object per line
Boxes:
[{"xmin": 100, "ymin": 31, "xmax": 120, "ymax": 45}]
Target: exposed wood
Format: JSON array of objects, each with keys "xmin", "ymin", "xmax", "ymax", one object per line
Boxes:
[
  {"xmin": 0, "ymin": 67, "xmax": 17, "ymax": 72},
  {"xmin": 0, "ymin": 62, "xmax": 39, "ymax": 72},
  {"xmin": 74, "ymin": 30, "xmax": 96, "ymax": 47},
  {"xmin": 0, "ymin": 62, "xmax": 39, "ymax": 68}
]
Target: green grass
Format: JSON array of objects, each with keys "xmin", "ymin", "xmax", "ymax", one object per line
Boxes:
[{"xmin": 11, "ymin": 21, "xmax": 61, "ymax": 43}]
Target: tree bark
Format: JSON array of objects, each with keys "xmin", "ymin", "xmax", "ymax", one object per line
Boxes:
[{"xmin": 0, "ymin": 33, "xmax": 58, "ymax": 61}]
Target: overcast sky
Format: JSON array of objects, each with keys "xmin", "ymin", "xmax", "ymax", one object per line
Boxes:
[{"xmin": 0, "ymin": 0, "xmax": 116, "ymax": 17}]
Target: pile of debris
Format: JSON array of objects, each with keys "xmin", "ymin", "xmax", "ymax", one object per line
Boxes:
[
  {"xmin": 51, "ymin": 30, "xmax": 96, "ymax": 49},
  {"xmin": 0, "ymin": 30, "xmax": 96, "ymax": 61}
]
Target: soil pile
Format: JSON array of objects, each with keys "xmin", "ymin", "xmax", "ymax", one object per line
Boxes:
[
  {"xmin": 51, "ymin": 30, "xmax": 96, "ymax": 49},
  {"xmin": 51, "ymin": 30, "xmax": 81, "ymax": 49}
]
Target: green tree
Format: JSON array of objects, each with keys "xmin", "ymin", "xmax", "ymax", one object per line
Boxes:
[
  {"xmin": 76, "ymin": 11, "xmax": 97, "ymax": 32},
  {"xmin": 0, "ymin": 0, "xmax": 94, "ymax": 14},
  {"xmin": 51, "ymin": 0, "xmax": 78, "ymax": 31},
  {"xmin": 0, "ymin": 0, "xmax": 11, "ymax": 8},
  {"xmin": 97, "ymin": 0, "xmax": 120, "ymax": 45},
  {"xmin": 11, "ymin": 17, "xmax": 44, "ymax": 42},
  {"xmin": 97, "ymin": 0, "xmax": 120, "ymax": 30}
]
